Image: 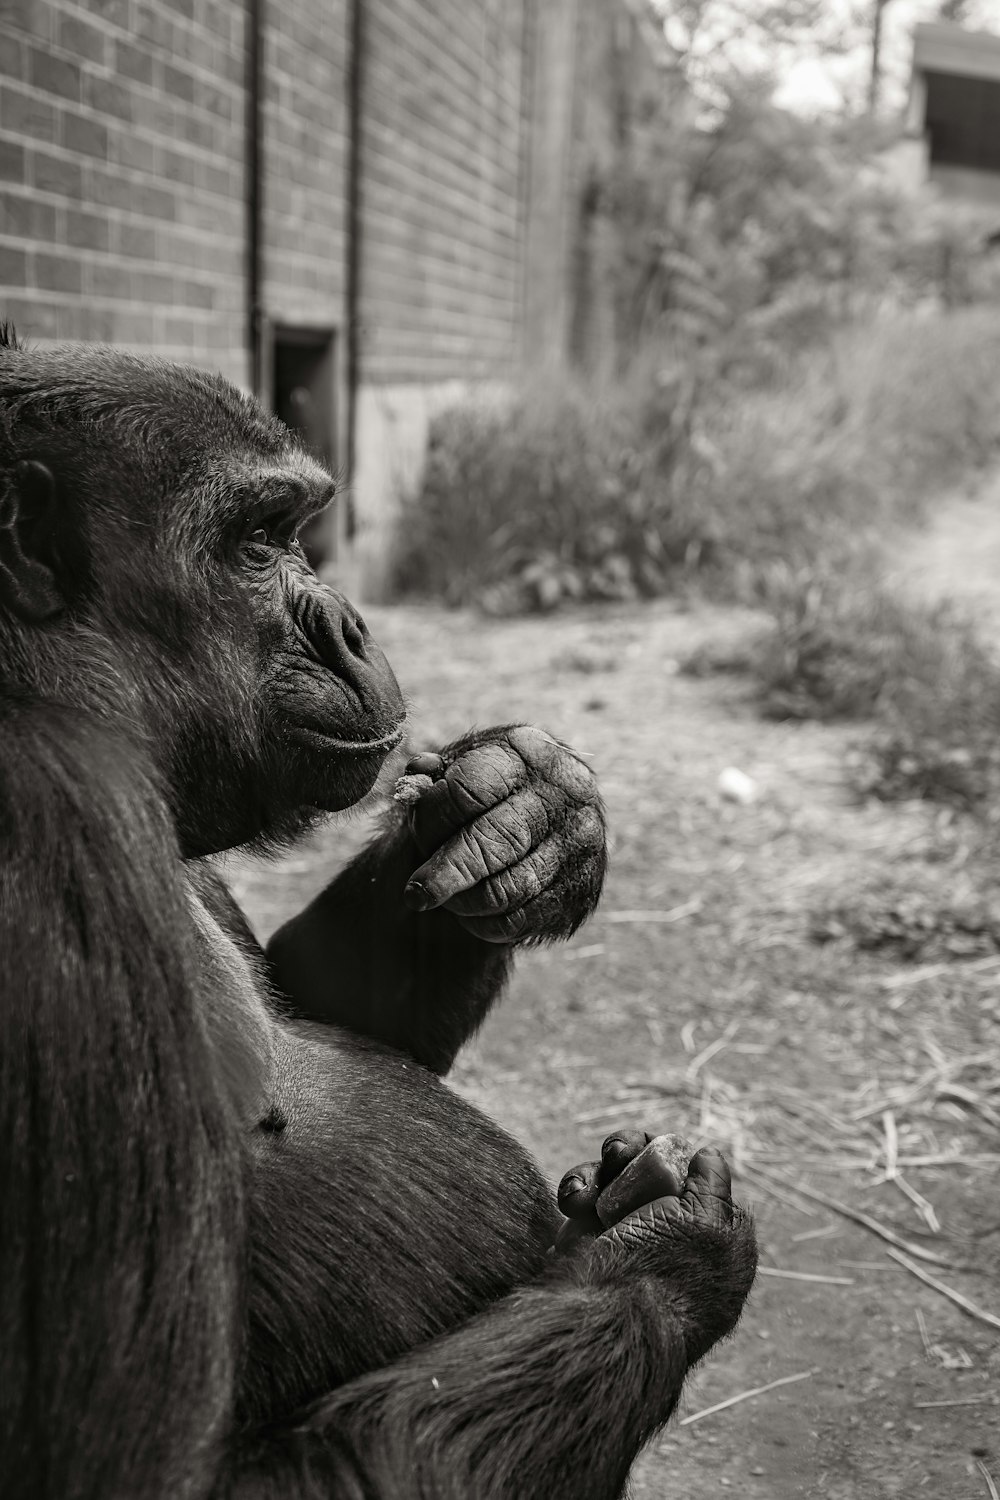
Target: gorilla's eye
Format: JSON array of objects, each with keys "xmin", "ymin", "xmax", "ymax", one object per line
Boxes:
[{"xmin": 243, "ymin": 515, "xmax": 295, "ymax": 552}]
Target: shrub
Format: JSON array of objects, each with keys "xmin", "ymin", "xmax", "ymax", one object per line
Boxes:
[
  {"xmin": 811, "ymin": 870, "xmax": 1000, "ymax": 961},
  {"xmin": 390, "ymin": 308, "xmax": 1000, "ymax": 615},
  {"xmin": 390, "ymin": 372, "xmax": 716, "ymax": 613},
  {"xmin": 750, "ymin": 563, "xmax": 1000, "ymax": 809}
]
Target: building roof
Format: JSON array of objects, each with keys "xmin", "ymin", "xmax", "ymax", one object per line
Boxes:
[{"xmin": 913, "ymin": 21, "xmax": 1000, "ymax": 85}]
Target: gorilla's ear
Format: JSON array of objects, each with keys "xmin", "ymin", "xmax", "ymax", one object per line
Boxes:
[{"xmin": 0, "ymin": 459, "xmax": 63, "ymax": 620}]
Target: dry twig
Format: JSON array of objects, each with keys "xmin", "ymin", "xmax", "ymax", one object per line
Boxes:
[
  {"xmin": 745, "ymin": 1166, "xmax": 953, "ymax": 1265},
  {"xmin": 602, "ymin": 899, "xmax": 703, "ymax": 925},
  {"xmin": 757, "ymin": 1267, "xmax": 854, "ymax": 1286},
  {"xmin": 886, "ymin": 1248, "xmax": 1000, "ymax": 1332},
  {"xmin": 679, "ymin": 1368, "xmax": 817, "ymax": 1427},
  {"xmin": 977, "ymin": 1460, "xmax": 999, "ymax": 1500}
]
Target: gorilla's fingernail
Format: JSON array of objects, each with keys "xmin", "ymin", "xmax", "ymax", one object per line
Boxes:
[
  {"xmin": 404, "ymin": 880, "xmax": 432, "ymax": 911},
  {"xmin": 561, "ymin": 1175, "xmax": 585, "ymax": 1197},
  {"xmin": 407, "ymin": 751, "xmax": 445, "ymax": 778}
]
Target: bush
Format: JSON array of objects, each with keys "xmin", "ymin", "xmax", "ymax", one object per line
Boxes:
[
  {"xmin": 390, "ymin": 308, "xmax": 1000, "ymax": 615},
  {"xmin": 751, "ymin": 564, "xmax": 1000, "ymax": 809},
  {"xmin": 390, "ymin": 372, "xmax": 715, "ymax": 613},
  {"xmin": 811, "ymin": 870, "xmax": 1000, "ymax": 961}
]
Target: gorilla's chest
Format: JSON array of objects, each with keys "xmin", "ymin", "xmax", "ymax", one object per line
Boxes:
[{"xmin": 186, "ymin": 886, "xmax": 278, "ymax": 1129}]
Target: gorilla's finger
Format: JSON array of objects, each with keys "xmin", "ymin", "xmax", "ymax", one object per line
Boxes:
[
  {"xmin": 454, "ymin": 883, "xmax": 575, "ymax": 943},
  {"xmin": 679, "ymin": 1147, "xmax": 734, "ymax": 1227},
  {"xmin": 405, "ymin": 750, "xmax": 445, "ymax": 778},
  {"xmin": 557, "ymin": 1160, "xmax": 602, "ymax": 1219},
  {"xmin": 596, "ymin": 1137, "xmax": 692, "ymax": 1228},
  {"xmin": 506, "ymin": 726, "xmax": 597, "ymax": 802},
  {"xmin": 439, "ymin": 836, "xmax": 563, "ymax": 917},
  {"xmin": 443, "ymin": 804, "xmax": 604, "ymax": 918},
  {"xmin": 408, "ymin": 743, "xmax": 529, "ymax": 855},
  {"xmin": 552, "ymin": 1215, "xmax": 601, "ymax": 1255},
  {"xmin": 405, "ymin": 788, "xmax": 553, "ymax": 910},
  {"xmin": 599, "ymin": 1130, "xmax": 652, "ymax": 1185}
]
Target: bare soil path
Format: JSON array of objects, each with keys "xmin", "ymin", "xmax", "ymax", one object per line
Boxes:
[
  {"xmin": 892, "ymin": 467, "xmax": 1000, "ymax": 637},
  {"xmin": 228, "ymin": 583, "xmax": 1000, "ymax": 1498}
]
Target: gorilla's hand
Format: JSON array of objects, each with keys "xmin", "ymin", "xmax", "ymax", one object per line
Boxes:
[
  {"xmin": 396, "ymin": 724, "xmax": 606, "ymax": 944},
  {"xmin": 588, "ymin": 1145, "xmax": 758, "ymax": 1367},
  {"xmin": 553, "ymin": 1130, "xmax": 692, "ymax": 1255}
]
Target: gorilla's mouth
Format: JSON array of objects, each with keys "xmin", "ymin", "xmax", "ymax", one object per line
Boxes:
[{"xmin": 292, "ymin": 722, "xmax": 405, "ymax": 756}]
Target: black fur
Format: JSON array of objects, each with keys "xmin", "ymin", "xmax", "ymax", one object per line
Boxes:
[{"xmin": 0, "ymin": 337, "xmax": 757, "ymax": 1500}]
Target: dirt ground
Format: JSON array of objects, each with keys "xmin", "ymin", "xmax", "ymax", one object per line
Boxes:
[{"xmin": 228, "ymin": 499, "xmax": 1000, "ymax": 1499}]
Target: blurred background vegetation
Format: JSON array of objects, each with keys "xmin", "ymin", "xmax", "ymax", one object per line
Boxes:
[{"xmin": 390, "ymin": 0, "xmax": 1000, "ymax": 820}]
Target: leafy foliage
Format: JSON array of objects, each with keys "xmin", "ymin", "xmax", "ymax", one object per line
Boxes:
[
  {"xmin": 811, "ymin": 871, "xmax": 1000, "ymax": 961},
  {"xmin": 390, "ymin": 374, "xmax": 713, "ymax": 614},
  {"xmin": 751, "ymin": 562, "xmax": 1000, "ymax": 811}
]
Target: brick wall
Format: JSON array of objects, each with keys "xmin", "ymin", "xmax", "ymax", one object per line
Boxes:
[
  {"xmin": 0, "ymin": 0, "xmax": 663, "ymax": 586},
  {"xmin": 0, "ymin": 0, "xmax": 248, "ymax": 386},
  {"xmin": 357, "ymin": 0, "xmax": 532, "ymax": 385},
  {"xmin": 261, "ymin": 0, "xmax": 349, "ymax": 329}
]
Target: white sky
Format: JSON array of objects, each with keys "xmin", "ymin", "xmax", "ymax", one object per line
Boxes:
[{"xmin": 773, "ymin": 0, "xmax": 1000, "ymax": 114}]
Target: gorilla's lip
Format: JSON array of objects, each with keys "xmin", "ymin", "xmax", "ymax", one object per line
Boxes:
[{"xmin": 292, "ymin": 721, "xmax": 405, "ymax": 755}]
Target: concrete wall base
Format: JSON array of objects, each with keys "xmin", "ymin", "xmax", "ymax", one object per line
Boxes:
[{"xmin": 344, "ymin": 377, "xmax": 508, "ymax": 602}]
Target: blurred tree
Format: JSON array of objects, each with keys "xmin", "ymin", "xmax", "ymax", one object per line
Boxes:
[
  {"xmin": 649, "ymin": 0, "xmax": 870, "ymax": 112},
  {"xmin": 937, "ymin": 1, "xmax": 976, "ymax": 20}
]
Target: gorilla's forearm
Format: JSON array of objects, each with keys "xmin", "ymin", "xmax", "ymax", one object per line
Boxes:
[
  {"xmin": 222, "ymin": 1277, "xmax": 684, "ymax": 1500},
  {"xmin": 265, "ymin": 814, "xmax": 513, "ymax": 1073}
]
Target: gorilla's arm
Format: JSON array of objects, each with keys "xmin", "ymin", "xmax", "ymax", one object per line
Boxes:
[
  {"xmin": 0, "ymin": 710, "xmax": 245, "ymax": 1500},
  {"xmin": 264, "ymin": 810, "xmax": 514, "ymax": 1075},
  {"xmin": 265, "ymin": 726, "xmax": 606, "ymax": 1074},
  {"xmin": 224, "ymin": 1148, "xmax": 756, "ymax": 1500}
]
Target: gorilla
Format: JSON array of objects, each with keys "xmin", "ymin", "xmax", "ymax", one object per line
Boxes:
[{"xmin": 0, "ymin": 328, "xmax": 756, "ymax": 1500}]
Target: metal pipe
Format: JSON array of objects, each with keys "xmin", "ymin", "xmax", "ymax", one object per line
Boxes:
[
  {"xmin": 345, "ymin": 0, "xmax": 364, "ymax": 531},
  {"xmin": 246, "ymin": 0, "xmax": 263, "ymax": 394}
]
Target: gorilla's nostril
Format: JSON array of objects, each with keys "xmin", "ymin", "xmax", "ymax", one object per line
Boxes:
[{"xmin": 342, "ymin": 615, "xmax": 367, "ymax": 659}]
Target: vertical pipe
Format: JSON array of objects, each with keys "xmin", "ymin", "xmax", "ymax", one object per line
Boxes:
[
  {"xmin": 870, "ymin": 0, "xmax": 887, "ymax": 114},
  {"xmin": 246, "ymin": 0, "xmax": 263, "ymax": 394},
  {"xmin": 345, "ymin": 0, "xmax": 364, "ymax": 535}
]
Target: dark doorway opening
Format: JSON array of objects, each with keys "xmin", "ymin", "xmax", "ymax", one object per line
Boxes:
[{"xmin": 271, "ymin": 327, "xmax": 337, "ymax": 569}]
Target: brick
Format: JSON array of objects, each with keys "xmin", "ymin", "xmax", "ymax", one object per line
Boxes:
[
  {"xmin": 0, "ymin": 0, "xmax": 53, "ymax": 40},
  {"xmin": 89, "ymin": 260, "xmax": 133, "ymax": 298},
  {"xmin": 116, "ymin": 220, "xmax": 156, "ymax": 259},
  {"xmin": 110, "ymin": 306, "xmax": 157, "ymax": 343},
  {"xmin": 1, "ymin": 85, "xmax": 57, "ymax": 142},
  {"xmin": 179, "ymin": 110, "xmax": 213, "ymax": 151},
  {"xmin": 0, "ymin": 243, "xmax": 28, "ymax": 284},
  {"xmin": 80, "ymin": 0, "xmax": 130, "ymax": 30},
  {"xmin": 35, "ymin": 250, "xmax": 81, "ymax": 291},
  {"xmin": 89, "ymin": 166, "xmax": 134, "ymax": 212},
  {"xmin": 160, "ymin": 312, "xmax": 197, "ymax": 346},
  {"xmin": 114, "ymin": 40, "xmax": 155, "ymax": 87},
  {"xmin": 157, "ymin": 143, "xmax": 199, "ymax": 187},
  {"xmin": 134, "ymin": 181, "xmax": 176, "ymax": 221},
  {"xmin": 32, "ymin": 147, "xmax": 82, "ymax": 197},
  {"xmin": 181, "ymin": 277, "xmax": 213, "ymax": 309},
  {"xmin": 64, "ymin": 206, "xmax": 109, "ymax": 250},
  {"xmin": 28, "ymin": 46, "xmax": 80, "ymax": 101},
  {"xmin": 133, "ymin": 3, "xmax": 174, "ymax": 54},
  {"xmin": 114, "ymin": 132, "xmax": 156, "ymax": 173},
  {"xmin": 84, "ymin": 73, "xmax": 133, "ymax": 121},
  {"xmin": 61, "ymin": 110, "xmax": 107, "ymax": 158},
  {"xmin": 0, "ymin": 138, "xmax": 25, "ymax": 181},
  {"xmin": 136, "ymin": 267, "xmax": 182, "ymax": 302},
  {"xmin": 4, "ymin": 297, "xmax": 59, "ymax": 337},
  {"xmin": 160, "ymin": 61, "xmax": 195, "ymax": 104},
  {"xmin": 0, "ymin": 31, "xmax": 24, "ymax": 78},
  {"xmin": 57, "ymin": 15, "xmax": 108, "ymax": 65},
  {"xmin": 0, "ymin": 188, "xmax": 56, "ymax": 239},
  {"xmin": 57, "ymin": 300, "xmax": 113, "ymax": 340}
]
